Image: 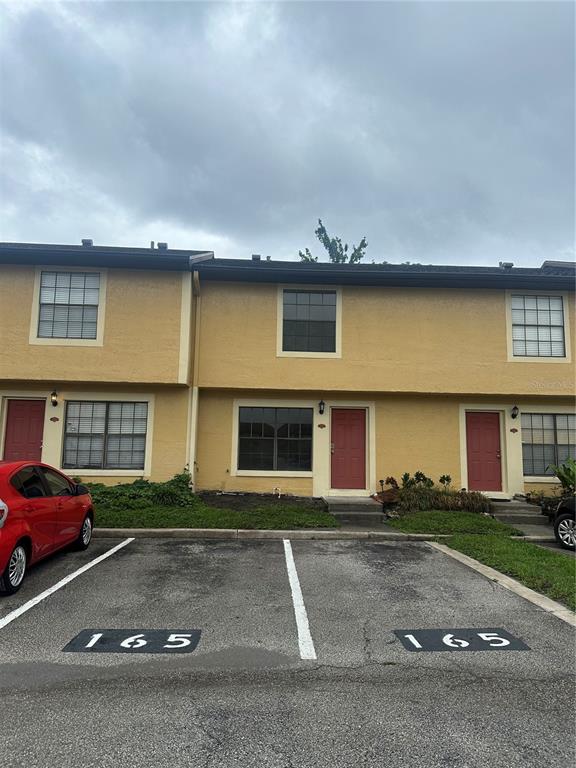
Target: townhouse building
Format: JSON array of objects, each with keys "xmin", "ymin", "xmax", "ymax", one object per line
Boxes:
[{"xmin": 0, "ymin": 241, "xmax": 574, "ymax": 501}]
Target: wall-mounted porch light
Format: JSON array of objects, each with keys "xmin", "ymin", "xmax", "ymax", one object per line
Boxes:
[
  {"xmin": 511, "ymin": 405, "xmax": 519, "ymax": 419},
  {"xmin": 50, "ymin": 391, "xmax": 58, "ymax": 407},
  {"xmin": 318, "ymin": 400, "xmax": 325, "ymax": 415}
]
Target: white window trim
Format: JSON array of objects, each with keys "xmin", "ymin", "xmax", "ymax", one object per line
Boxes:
[
  {"xmin": 519, "ymin": 403, "xmax": 576, "ymax": 484},
  {"xmin": 276, "ymin": 284, "xmax": 342, "ymax": 358},
  {"xmin": 29, "ymin": 266, "xmax": 107, "ymax": 347},
  {"xmin": 505, "ymin": 289, "xmax": 571, "ymax": 363},
  {"xmin": 61, "ymin": 393, "xmax": 155, "ymax": 476},
  {"xmin": 231, "ymin": 398, "xmax": 315, "ymax": 477}
]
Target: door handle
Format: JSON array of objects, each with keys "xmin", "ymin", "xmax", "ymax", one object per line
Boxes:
[
  {"xmin": 23, "ymin": 505, "xmax": 34, "ymax": 514},
  {"xmin": 330, "ymin": 443, "xmax": 335, "ymax": 454},
  {"xmin": 496, "ymin": 453, "xmax": 501, "ymax": 459}
]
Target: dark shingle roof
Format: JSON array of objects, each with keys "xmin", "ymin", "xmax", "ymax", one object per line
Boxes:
[
  {"xmin": 0, "ymin": 242, "xmax": 574, "ymax": 289},
  {"xmin": 195, "ymin": 257, "xmax": 576, "ymax": 290},
  {"xmin": 0, "ymin": 242, "xmax": 213, "ymax": 271}
]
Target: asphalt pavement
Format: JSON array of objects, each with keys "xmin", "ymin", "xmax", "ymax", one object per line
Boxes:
[{"xmin": 0, "ymin": 538, "xmax": 574, "ymax": 767}]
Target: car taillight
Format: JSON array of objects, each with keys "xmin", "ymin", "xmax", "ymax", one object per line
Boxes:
[{"xmin": 0, "ymin": 497, "xmax": 8, "ymax": 528}]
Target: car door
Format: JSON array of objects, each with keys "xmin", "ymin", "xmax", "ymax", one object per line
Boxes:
[
  {"xmin": 38, "ymin": 467, "xmax": 83, "ymax": 548},
  {"xmin": 10, "ymin": 466, "xmax": 57, "ymax": 562}
]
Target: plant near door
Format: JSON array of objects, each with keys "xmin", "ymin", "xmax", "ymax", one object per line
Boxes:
[
  {"xmin": 395, "ymin": 485, "xmax": 491, "ymax": 515},
  {"xmin": 401, "ymin": 471, "xmax": 434, "ymax": 489},
  {"xmin": 546, "ymin": 457, "xmax": 576, "ymax": 495}
]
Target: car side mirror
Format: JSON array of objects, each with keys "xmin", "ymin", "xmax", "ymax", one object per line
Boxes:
[{"xmin": 75, "ymin": 484, "xmax": 90, "ymax": 496}]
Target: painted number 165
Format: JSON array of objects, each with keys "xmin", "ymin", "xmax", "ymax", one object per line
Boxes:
[
  {"xmin": 85, "ymin": 632, "xmax": 195, "ymax": 649},
  {"xmin": 403, "ymin": 632, "xmax": 511, "ymax": 649}
]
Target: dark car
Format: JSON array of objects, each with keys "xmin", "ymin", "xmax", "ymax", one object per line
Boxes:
[
  {"xmin": 553, "ymin": 496, "xmax": 575, "ymax": 551},
  {"xmin": 0, "ymin": 461, "xmax": 93, "ymax": 594}
]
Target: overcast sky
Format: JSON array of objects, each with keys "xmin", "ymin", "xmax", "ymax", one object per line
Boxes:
[{"xmin": 0, "ymin": 1, "xmax": 573, "ymax": 266}]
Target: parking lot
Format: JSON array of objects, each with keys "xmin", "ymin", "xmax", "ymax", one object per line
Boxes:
[{"xmin": 1, "ymin": 537, "xmax": 574, "ymax": 767}]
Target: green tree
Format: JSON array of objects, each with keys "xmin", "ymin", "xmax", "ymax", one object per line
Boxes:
[{"xmin": 299, "ymin": 219, "xmax": 368, "ymax": 263}]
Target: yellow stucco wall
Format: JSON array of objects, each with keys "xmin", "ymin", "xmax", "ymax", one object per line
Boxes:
[
  {"xmin": 196, "ymin": 281, "xmax": 575, "ymax": 396},
  {"xmin": 0, "ymin": 265, "xmax": 186, "ymax": 383},
  {"xmin": 195, "ymin": 390, "xmax": 314, "ymax": 495},
  {"xmin": 375, "ymin": 397, "xmax": 463, "ymax": 487},
  {"xmin": 0, "ymin": 383, "xmax": 189, "ymax": 484},
  {"xmin": 195, "ymin": 390, "xmax": 573, "ymax": 497}
]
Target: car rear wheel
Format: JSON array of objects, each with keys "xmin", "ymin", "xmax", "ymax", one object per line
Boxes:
[
  {"xmin": 75, "ymin": 514, "xmax": 93, "ymax": 550},
  {"xmin": 554, "ymin": 513, "xmax": 576, "ymax": 551},
  {"xmin": 0, "ymin": 544, "xmax": 27, "ymax": 595}
]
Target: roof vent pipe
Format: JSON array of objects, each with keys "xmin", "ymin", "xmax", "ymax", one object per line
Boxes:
[
  {"xmin": 81, "ymin": 239, "xmax": 93, "ymax": 247},
  {"xmin": 252, "ymin": 254, "xmax": 261, "ymax": 261},
  {"xmin": 157, "ymin": 242, "xmax": 168, "ymax": 250},
  {"xmin": 150, "ymin": 241, "xmax": 155, "ymax": 249}
]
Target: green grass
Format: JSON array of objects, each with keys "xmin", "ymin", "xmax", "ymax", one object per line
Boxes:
[
  {"xmin": 446, "ymin": 534, "xmax": 576, "ymax": 611},
  {"xmin": 94, "ymin": 502, "xmax": 339, "ymax": 530},
  {"xmin": 86, "ymin": 474, "xmax": 338, "ymax": 530},
  {"xmin": 387, "ymin": 510, "xmax": 520, "ymax": 536}
]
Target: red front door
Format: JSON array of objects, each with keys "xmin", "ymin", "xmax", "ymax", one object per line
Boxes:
[
  {"xmin": 466, "ymin": 412, "xmax": 502, "ymax": 491},
  {"xmin": 3, "ymin": 400, "xmax": 46, "ymax": 461},
  {"xmin": 331, "ymin": 409, "xmax": 366, "ymax": 489}
]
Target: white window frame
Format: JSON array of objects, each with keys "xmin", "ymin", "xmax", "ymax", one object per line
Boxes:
[
  {"xmin": 505, "ymin": 290, "xmax": 571, "ymax": 363},
  {"xmin": 520, "ymin": 404, "xmax": 576, "ymax": 484},
  {"xmin": 29, "ymin": 266, "xmax": 107, "ymax": 347},
  {"xmin": 231, "ymin": 399, "xmax": 315, "ymax": 477},
  {"xmin": 276, "ymin": 285, "xmax": 342, "ymax": 358}
]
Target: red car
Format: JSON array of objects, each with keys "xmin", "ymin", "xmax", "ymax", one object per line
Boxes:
[{"xmin": 0, "ymin": 461, "xmax": 93, "ymax": 595}]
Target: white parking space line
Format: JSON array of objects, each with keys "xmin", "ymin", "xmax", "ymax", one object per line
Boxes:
[
  {"xmin": 283, "ymin": 539, "xmax": 317, "ymax": 660},
  {"xmin": 0, "ymin": 538, "xmax": 135, "ymax": 631}
]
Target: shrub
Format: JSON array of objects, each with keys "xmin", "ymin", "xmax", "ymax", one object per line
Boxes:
[
  {"xmin": 396, "ymin": 485, "xmax": 491, "ymax": 515},
  {"xmin": 85, "ymin": 471, "xmax": 198, "ymax": 512},
  {"xmin": 439, "ymin": 474, "xmax": 452, "ymax": 489},
  {"xmin": 547, "ymin": 457, "xmax": 576, "ymax": 495},
  {"xmin": 401, "ymin": 471, "xmax": 434, "ymax": 489},
  {"xmin": 526, "ymin": 489, "xmax": 564, "ymax": 519}
]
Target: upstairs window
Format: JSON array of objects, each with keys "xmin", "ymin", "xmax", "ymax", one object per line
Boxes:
[
  {"xmin": 282, "ymin": 290, "xmax": 337, "ymax": 353},
  {"xmin": 511, "ymin": 295, "xmax": 565, "ymax": 357},
  {"xmin": 38, "ymin": 271, "xmax": 100, "ymax": 339},
  {"xmin": 521, "ymin": 413, "xmax": 576, "ymax": 475},
  {"xmin": 63, "ymin": 401, "xmax": 148, "ymax": 470},
  {"xmin": 238, "ymin": 407, "xmax": 313, "ymax": 471}
]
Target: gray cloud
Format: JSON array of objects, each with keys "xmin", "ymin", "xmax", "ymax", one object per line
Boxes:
[{"xmin": 0, "ymin": 1, "xmax": 573, "ymax": 265}]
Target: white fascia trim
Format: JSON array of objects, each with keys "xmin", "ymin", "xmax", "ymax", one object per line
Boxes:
[
  {"xmin": 29, "ymin": 266, "xmax": 108, "ymax": 347},
  {"xmin": 505, "ymin": 289, "xmax": 572, "ymax": 363},
  {"xmin": 276, "ymin": 284, "xmax": 342, "ymax": 358}
]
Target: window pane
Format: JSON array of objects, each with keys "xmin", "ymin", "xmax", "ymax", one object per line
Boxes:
[
  {"xmin": 63, "ymin": 401, "xmax": 147, "ymax": 469},
  {"xmin": 238, "ymin": 438, "xmax": 274, "ymax": 470},
  {"xmin": 282, "ymin": 290, "xmax": 337, "ymax": 352},
  {"xmin": 38, "ymin": 271, "xmax": 100, "ymax": 339},
  {"xmin": 512, "ymin": 295, "xmax": 565, "ymax": 358},
  {"xmin": 238, "ymin": 407, "xmax": 312, "ymax": 471}
]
